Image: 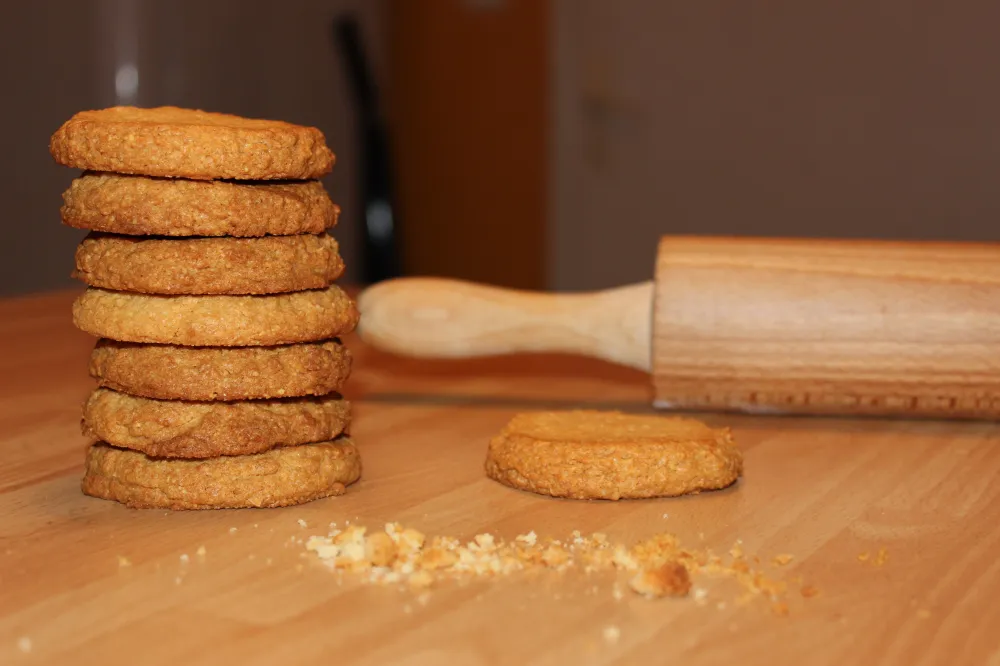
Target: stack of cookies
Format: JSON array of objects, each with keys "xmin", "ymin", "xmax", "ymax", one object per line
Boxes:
[{"xmin": 49, "ymin": 106, "xmax": 362, "ymax": 510}]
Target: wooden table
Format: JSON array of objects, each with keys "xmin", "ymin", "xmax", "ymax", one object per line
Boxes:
[{"xmin": 2, "ymin": 289, "xmax": 999, "ymax": 666}]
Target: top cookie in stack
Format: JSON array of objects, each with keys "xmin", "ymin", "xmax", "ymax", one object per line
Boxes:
[{"xmin": 50, "ymin": 106, "xmax": 362, "ymax": 510}]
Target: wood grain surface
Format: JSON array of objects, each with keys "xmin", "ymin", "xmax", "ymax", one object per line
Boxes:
[{"xmin": 1, "ymin": 289, "xmax": 999, "ymax": 666}]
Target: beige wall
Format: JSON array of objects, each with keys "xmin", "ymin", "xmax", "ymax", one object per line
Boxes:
[
  {"xmin": 551, "ymin": 1, "xmax": 1000, "ymax": 291},
  {"xmin": 0, "ymin": 0, "xmax": 384, "ymax": 296}
]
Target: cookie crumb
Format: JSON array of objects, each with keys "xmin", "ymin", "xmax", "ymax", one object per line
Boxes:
[
  {"xmin": 857, "ymin": 552, "xmax": 870, "ymax": 562},
  {"xmin": 229, "ymin": 527, "xmax": 238, "ymax": 534},
  {"xmin": 17, "ymin": 637, "xmax": 31, "ymax": 653},
  {"xmin": 773, "ymin": 554, "xmax": 794, "ymax": 566},
  {"xmin": 629, "ymin": 561, "xmax": 691, "ymax": 598},
  {"xmin": 117, "ymin": 555, "xmax": 132, "ymax": 568},
  {"xmin": 196, "ymin": 545, "xmax": 207, "ymax": 558},
  {"xmin": 179, "ymin": 553, "xmax": 189, "ymax": 564},
  {"xmin": 297, "ymin": 519, "xmax": 308, "ymax": 528},
  {"xmin": 874, "ymin": 547, "xmax": 889, "ymax": 566},
  {"xmin": 603, "ymin": 625, "xmax": 621, "ymax": 644}
]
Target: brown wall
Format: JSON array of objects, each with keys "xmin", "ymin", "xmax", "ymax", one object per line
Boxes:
[{"xmin": 552, "ymin": 1, "xmax": 1000, "ymax": 290}]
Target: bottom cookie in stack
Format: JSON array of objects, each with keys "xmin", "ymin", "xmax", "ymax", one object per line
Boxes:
[{"xmin": 82, "ymin": 439, "xmax": 360, "ymax": 510}]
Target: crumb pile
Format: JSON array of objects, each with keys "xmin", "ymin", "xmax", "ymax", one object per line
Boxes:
[
  {"xmin": 304, "ymin": 523, "xmax": 817, "ymax": 615},
  {"xmin": 50, "ymin": 106, "xmax": 361, "ymax": 509}
]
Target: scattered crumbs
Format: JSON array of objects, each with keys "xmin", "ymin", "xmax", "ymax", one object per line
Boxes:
[
  {"xmin": 857, "ymin": 552, "xmax": 870, "ymax": 562},
  {"xmin": 17, "ymin": 637, "xmax": 32, "ymax": 653},
  {"xmin": 254, "ymin": 523, "xmax": 259, "ymax": 529},
  {"xmin": 874, "ymin": 548, "xmax": 889, "ymax": 566},
  {"xmin": 917, "ymin": 609, "xmax": 931, "ymax": 620},
  {"xmin": 302, "ymin": 523, "xmax": 807, "ymax": 614},
  {"xmin": 801, "ymin": 585, "xmax": 820, "ymax": 598},
  {"xmin": 773, "ymin": 554, "xmax": 794, "ymax": 566},
  {"xmin": 603, "ymin": 625, "xmax": 621, "ymax": 644},
  {"xmin": 229, "ymin": 527, "xmax": 238, "ymax": 534},
  {"xmin": 179, "ymin": 554, "xmax": 189, "ymax": 564},
  {"xmin": 297, "ymin": 519, "xmax": 308, "ymax": 528},
  {"xmin": 117, "ymin": 555, "xmax": 132, "ymax": 568},
  {"xmin": 662, "ymin": 513, "xmax": 669, "ymax": 519},
  {"xmin": 196, "ymin": 545, "xmax": 207, "ymax": 558},
  {"xmin": 729, "ymin": 542, "xmax": 744, "ymax": 560}
]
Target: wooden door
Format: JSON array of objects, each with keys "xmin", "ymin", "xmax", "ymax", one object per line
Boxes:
[{"xmin": 387, "ymin": 0, "xmax": 549, "ymax": 290}]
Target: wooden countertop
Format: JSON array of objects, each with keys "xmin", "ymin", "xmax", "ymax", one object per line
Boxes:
[{"xmin": 1, "ymin": 289, "xmax": 999, "ymax": 666}]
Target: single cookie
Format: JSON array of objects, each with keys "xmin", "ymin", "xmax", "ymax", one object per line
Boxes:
[
  {"xmin": 82, "ymin": 439, "xmax": 361, "ymax": 510},
  {"xmin": 72, "ymin": 285, "xmax": 359, "ymax": 346},
  {"xmin": 74, "ymin": 232, "xmax": 345, "ymax": 295},
  {"xmin": 89, "ymin": 338, "xmax": 352, "ymax": 401},
  {"xmin": 82, "ymin": 388, "xmax": 351, "ymax": 458},
  {"xmin": 484, "ymin": 411, "xmax": 743, "ymax": 500},
  {"xmin": 61, "ymin": 173, "xmax": 339, "ymax": 237},
  {"xmin": 50, "ymin": 106, "xmax": 334, "ymax": 180}
]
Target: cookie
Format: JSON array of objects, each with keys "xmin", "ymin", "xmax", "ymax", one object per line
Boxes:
[
  {"xmin": 74, "ymin": 232, "xmax": 345, "ymax": 295},
  {"xmin": 82, "ymin": 439, "xmax": 361, "ymax": 510},
  {"xmin": 484, "ymin": 411, "xmax": 743, "ymax": 500},
  {"xmin": 50, "ymin": 106, "xmax": 334, "ymax": 180},
  {"xmin": 72, "ymin": 285, "xmax": 359, "ymax": 346},
  {"xmin": 61, "ymin": 173, "xmax": 338, "ymax": 237},
  {"xmin": 82, "ymin": 388, "xmax": 351, "ymax": 458},
  {"xmin": 89, "ymin": 338, "xmax": 352, "ymax": 401}
]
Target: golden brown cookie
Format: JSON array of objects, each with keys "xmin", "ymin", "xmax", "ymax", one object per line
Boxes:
[
  {"xmin": 74, "ymin": 232, "xmax": 345, "ymax": 295},
  {"xmin": 61, "ymin": 173, "xmax": 338, "ymax": 237},
  {"xmin": 484, "ymin": 411, "xmax": 743, "ymax": 500},
  {"xmin": 82, "ymin": 388, "xmax": 351, "ymax": 458},
  {"xmin": 82, "ymin": 438, "xmax": 361, "ymax": 510},
  {"xmin": 72, "ymin": 285, "xmax": 359, "ymax": 346},
  {"xmin": 89, "ymin": 338, "xmax": 352, "ymax": 401},
  {"xmin": 50, "ymin": 106, "xmax": 334, "ymax": 180}
]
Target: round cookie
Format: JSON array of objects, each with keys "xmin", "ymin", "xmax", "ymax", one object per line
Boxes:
[
  {"xmin": 82, "ymin": 388, "xmax": 351, "ymax": 458},
  {"xmin": 61, "ymin": 173, "xmax": 339, "ymax": 237},
  {"xmin": 484, "ymin": 411, "xmax": 743, "ymax": 500},
  {"xmin": 82, "ymin": 439, "xmax": 361, "ymax": 510},
  {"xmin": 72, "ymin": 285, "xmax": 359, "ymax": 347},
  {"xmin": 89, "ymin": 338, "xmax": 352, "ymax": 401},
  {"xmin": 50, "ymin": 106, "xmax": 334, "ymax": 180},
  {"xmin": 74, "ymin": 232, "xmax": 345, "ymax": 295}
]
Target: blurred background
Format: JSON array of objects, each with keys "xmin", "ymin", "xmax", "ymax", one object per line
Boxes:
[{"xmin": 4, "ymin": 0, "xmax": 1000, "ymax": 297}]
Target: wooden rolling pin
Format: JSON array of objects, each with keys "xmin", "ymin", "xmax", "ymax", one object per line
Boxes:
[{"xmin": 356, "ymin": 236, "xmax": 1000, "ymax": 419}]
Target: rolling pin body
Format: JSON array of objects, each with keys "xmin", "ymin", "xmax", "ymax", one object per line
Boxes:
[{"xmin": 356, "ymin": 236, "xmax": 1000, "ymax": 419}]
